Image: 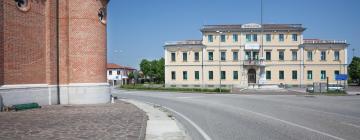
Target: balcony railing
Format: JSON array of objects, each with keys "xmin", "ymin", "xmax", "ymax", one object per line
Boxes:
[
  {"xmin": 303, "ymin": 39, "xmax": 347, "ymax": 44},
  {"xmin": 243, "ymin": 60, "xmax": 265, "ymax": 66}
]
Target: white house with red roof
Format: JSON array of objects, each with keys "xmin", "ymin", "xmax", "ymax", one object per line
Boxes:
[{"xmin": 107, "ymin": 63, "xmax": 137, "ymax": 86}]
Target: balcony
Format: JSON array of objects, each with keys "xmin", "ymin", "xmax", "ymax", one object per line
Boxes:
[
  {"xmin": 303, "ymin": 39, "xmax": 347, "ymax": 44},
  {"xmin": 243, "ymin": 60, "xmax": 265, "ymax": 66}
]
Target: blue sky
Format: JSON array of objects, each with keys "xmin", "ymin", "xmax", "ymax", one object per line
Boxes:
[{"xmin": 107, "ymin": 0, "xmax": 360, "ymax": 69}]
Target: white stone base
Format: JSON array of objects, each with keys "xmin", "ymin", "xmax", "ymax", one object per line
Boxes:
[
  {"xmin": 59, "ymin": 83, "xmax": 110, "ymax": 105},
  {"xmin": 0, "ymin": 83, "xmax": 110, "ymax": 106}
]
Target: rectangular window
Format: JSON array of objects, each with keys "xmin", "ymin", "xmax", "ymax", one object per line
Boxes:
[
  {"xmin": 183, "ymin": 71, "xmax": 187, "ymax": 80},
  {"xmin": 334, "ymin": 70, "xmax": 339, "ymax": 80},
  {"xmin": 246, "ymin": 34, "xmax": 251, "ymax": 42},
  {"xmin": 221, "ymin": 51, "xmax": 226, "ymax": 61},
  {"xmin": 117, "ymin": 70, "xmax": 120, "ymax": 75},
  {"xmin": 266, "ymin": 34, "xmax": 271, "ymax": 42},
  {"xmin": 307, "ymin": 51, "xmax": 313, "ymax": 61},
  {"xmin": 109, "ymin": 71, "xmax": 112, "ymax": 75},
  {"xmin": 221, "ymin": 71, "xmax": 226, "ymax": 80},
  {"xmin": 266, "ymin": 71, "xmax": 271, "ymax": 80},
  {"xmin": 245, "ymin": 51, "xmax": 251, "ymax": 60},
  {"xmin": 266, "ymin": 52, "xmax": 271, "ymax": 60},
  {"xmin": 279, "ymin": 34, "xmax": 284, "ymax": 42},
  {"xmin": 208, "ymin": 35, "xmax": 213, "ymax": 42},
  {"xmin": 253, "ymin": 34, "xmax": 258, "ymax": 42},
  {"xmin": 171, "ymin": 52, "xmax": 176, "ymax": 61},
  {"xmin": 183, "ymin": 52, "xmax": 187, "ymax": 61},
  {"xmin": 171, "ymin": 71, "xmax": 176, "ymax": 80},
  {"xmin": 321, "ymin": 51, "xmax": 326, "ymax": 61},
  {"xmin": 279, "ymin": 71, "xmax": 284, "ymax": 80},
  {"xmin": 195, "ymin": 71, "xmax": 199, "ymax": 80},
  {"xmin": 292, "ymin": 70, "xmax": 298, "ymax": 80},
  {"xmin": 208, "ymin": 71, "xmax": 213, "ymax": 80},
  {"xmin": 208, "ymin": 52, "xmax": 213, "ymax": 61},
  {"xmin": 194, "ymin": 52, "xmax": 199, "ymax": 61},
  {"xmin": 292, "ymin": 51, "xmax": 297, "ymax": 61},
  {"xmin": 292, "ymin": 34, "xmax": 298, "ymax": 41},
  {"xmin": 279, "ymin": 51, "xmax": 284, "ymax": 60},
  {"xmin": 220, "ymin": 35, "xmax": 226, "ymax": 42},
  {"xmin": 334, "ymin": 51, "xmax": 340, "ymax": 61},
  {"xmin": 307, "ymin": 70, "xmax": 313, "ymax": 80},
  {"xmin": 321, "ymin": 70, "xmax": 326, "ymax": 80},
  {"xmin": 233, "ymin": 34, "xmax": 238, "ymax": 42},
  {"xmin": 233, "ymin": 52, "xmax": 238, "ymax": 61},
  {"xmin": 233, "ymin": 71, "xmax": 238, "ymax": 80}
]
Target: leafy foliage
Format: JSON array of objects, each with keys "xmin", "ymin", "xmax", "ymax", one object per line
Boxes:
[
  {"xmin": 349, "ymin": 57, "xmax": 360, "ymax": 85},
  {"xmin": 139, "ymin": 58, "xmax": 165, "ymax": 83}
]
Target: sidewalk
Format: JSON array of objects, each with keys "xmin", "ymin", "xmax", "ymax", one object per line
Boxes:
[{"xmin": 0, "ymin": 101, "xmax": 147, "ymax": 140}]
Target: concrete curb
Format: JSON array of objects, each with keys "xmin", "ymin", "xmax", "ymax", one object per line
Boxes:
[{"xmin": 121, "ymin": 99, "xmax": 191, "ymax": 140}]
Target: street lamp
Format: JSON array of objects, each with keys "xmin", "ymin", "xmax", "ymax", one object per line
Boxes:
[
  {"xmin": 352, "ymin": 48, "xmax": 356, "ymax": 58},
  {"xmin": 216, "ymin": 30, "xmax": 223, "ymax": 92}
]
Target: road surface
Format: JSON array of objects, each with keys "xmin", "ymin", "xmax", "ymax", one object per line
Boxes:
[{"xmin": 112, "ymin": 89, "xmax": 360, "ymax": 140}]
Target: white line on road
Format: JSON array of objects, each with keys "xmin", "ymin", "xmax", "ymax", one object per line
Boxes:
[
  {"xmin": 142, "ymin": 101, "xmax": 212, "ymax": 140},
  {"xmin": 233, "ymin": 106, "xmax": 345, "ymax": 140},
  {"xmin": 176, "ymin": 96, "xmax": 204, "ymax": 99}
]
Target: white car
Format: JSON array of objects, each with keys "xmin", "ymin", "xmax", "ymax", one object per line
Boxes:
[{"xmin": 328, "ymin": 85, "xmax": 344, "ymax": 91}]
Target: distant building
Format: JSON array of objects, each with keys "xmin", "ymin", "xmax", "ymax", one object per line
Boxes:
[
  {"xmin": 107, "ymin": 63, "xmax": 136, "ymax": 86},
  {"xmin": 164, "ymin": 23, "xmax": 348, "ymax": 88}
]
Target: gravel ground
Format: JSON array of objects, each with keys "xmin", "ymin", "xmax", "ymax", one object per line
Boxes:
[{"xmin": 0, "ymin": 101, "xmax": 147, "ymax": 140}]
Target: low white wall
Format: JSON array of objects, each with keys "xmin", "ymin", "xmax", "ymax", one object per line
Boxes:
[{"xmin": 0, "ymin": 83, "xmax": 110, "ymax": 106}]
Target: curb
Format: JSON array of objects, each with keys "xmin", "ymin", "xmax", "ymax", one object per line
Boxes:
[{"xmin": 121, "ymin": 99, "xmax": 191, "ymax": 140}]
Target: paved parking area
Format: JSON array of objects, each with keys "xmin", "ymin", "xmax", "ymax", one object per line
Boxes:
[{"xmin": 0, "ymin": 101, "xmax": 147, "ymax": 140}]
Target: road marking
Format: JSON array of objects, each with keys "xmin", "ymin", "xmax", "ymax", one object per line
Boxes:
[
  {"xmin": 142, "ymin": 101, "xmax": 212, "ymax": 140},
  {"xmin": 230, "ymin": 106, "xmax": 345, "ymax": 140},
  {"xmin": 176, "ymin": 96, "xmax": 204, "ymax": 99},
  {"xmin": 342, "ymin": 122, "xmax": 360, "ymax": 128}
]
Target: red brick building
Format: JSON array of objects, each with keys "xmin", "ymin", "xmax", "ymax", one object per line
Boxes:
[{"xmin": 0, "ymin": 0, "xmax": 110, "ymax": 105}]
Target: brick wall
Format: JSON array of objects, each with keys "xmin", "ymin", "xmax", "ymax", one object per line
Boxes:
[
  {"xmin": 1, "ymin": 0, "xmax": 47, "ymax": 85},
  {"xmin": 0, "ymin": 0, "xmax": 108, "ymax": 85},
  {"xmin": 67, "ymin": 0, "xmax": 107, "ymax": 83},
  {"xmin": 0, "ymin": 0, "xmax": 4, "ymax": 85}
]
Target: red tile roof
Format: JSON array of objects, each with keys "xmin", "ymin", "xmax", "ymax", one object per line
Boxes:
[{"xmin": 107, "ymin": 63, "xmax": 136, "ymax": 70}]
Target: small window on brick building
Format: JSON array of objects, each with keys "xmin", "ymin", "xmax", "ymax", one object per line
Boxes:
[
  {"xmin": 15, "ymin": 0, "xmax": 30, "ymax": 12},
  {"xmin": 98, "ymin": 7, "xmax": 107, "ymax": 24}
]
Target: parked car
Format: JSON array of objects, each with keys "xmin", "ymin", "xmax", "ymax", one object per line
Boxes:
[
  {"xmin": 306, "ymin": 86, "xmax": 314, "ymax": 93},
  {"xmin": 328, "ymin": 84, "xmax": 344, "ymax": 92}
]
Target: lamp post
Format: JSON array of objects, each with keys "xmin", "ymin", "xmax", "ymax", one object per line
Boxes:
[
  {"xmin": 216, "ymin": 30, "xmax": 223, "ymax": 92},
  {"xmin": 353, "ymin": 48, "xmax": 355, "ymax": 58}
]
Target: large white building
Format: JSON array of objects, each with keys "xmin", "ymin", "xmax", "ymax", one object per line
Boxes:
[{"xmin": 164, "ymin": 23, "xmax": 348, "ymax": 89}]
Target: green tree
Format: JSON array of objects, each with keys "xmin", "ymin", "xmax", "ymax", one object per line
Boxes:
[
  {"xmin": 139, "ymin": 58, "xmax": 165, "ymax": 84},
  {"xmin": 157, "ymin": 58, "xmax": 165, "ymax": 83},
  {"xmin": 140, "ymin": 59, "xmax": 150, "ymax": 80},
  {"xmin": 349, "ymin": 57, "xmax": 360, "ymax": 85}
]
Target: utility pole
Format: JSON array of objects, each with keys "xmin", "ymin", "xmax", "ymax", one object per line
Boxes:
[{"xmin": 216, "ymin": 31, "xmax": 223, "ymax": 93}]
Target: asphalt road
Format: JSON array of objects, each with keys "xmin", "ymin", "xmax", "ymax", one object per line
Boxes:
[{"xmin": 112, "ymin": 89, "xmax": 360, "ymax": 140}]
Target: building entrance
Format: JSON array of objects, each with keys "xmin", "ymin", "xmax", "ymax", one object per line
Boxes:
[{"xmin": 248, "ymin": 69, "xmax": 256, "ymax": 83}]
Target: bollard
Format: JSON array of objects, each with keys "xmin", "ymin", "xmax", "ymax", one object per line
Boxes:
[
  {"xmin": 111, "ymin": 97, "xmax": 115, "ymax": 104},
  {"xmin": 0, "ymin": 94, "xmax": 3, "ymax": 112}
]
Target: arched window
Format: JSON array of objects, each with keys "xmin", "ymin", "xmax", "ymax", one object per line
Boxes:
[
  {"xmin": 15, "ymin": 0, "xmax": 30, "ymax": 12},
  {"xmin": 98, "ymin": 7, "xmax": 107, "ymax": 24}
]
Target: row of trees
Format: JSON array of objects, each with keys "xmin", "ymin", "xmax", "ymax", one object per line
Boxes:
[{"xmin": 139, "ymin": 58, "xmax": 165, "ymax": 84}]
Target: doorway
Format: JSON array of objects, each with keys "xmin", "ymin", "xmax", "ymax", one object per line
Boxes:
[{"xmin": 248, "ymin": 69, "xmax": 256, "ymax": 84}]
